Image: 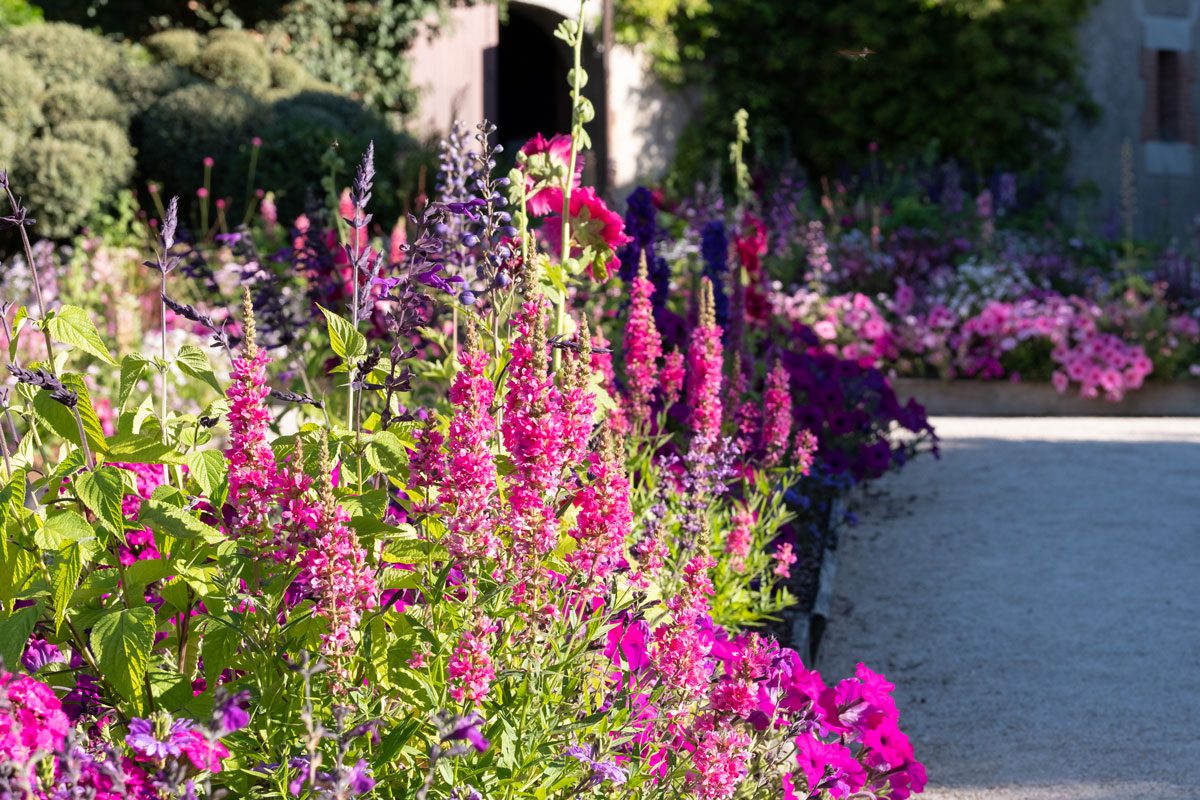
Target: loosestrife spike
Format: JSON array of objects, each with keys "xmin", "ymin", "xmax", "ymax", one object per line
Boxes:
[
  {"xmin": 241, "ymin": 286, "xmax": 258, "ymax": 358},
  {"xmin": 317, "ymin": 435, "xmax": 335, "ymax": 515}
]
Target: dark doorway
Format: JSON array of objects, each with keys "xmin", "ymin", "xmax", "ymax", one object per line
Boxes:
[{"xmin": 496, "ymin": 2, "xmax": 609, "ymax": 193}]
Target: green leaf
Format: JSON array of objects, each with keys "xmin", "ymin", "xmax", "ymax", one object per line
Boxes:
[
  {"xmin": 319, "ymin": 305, "xmax": 367, "ymax": 362},
  {"xmin": 175, "ymin": 345, "xmax": 223, "ymax": 395},
  {"xmin": 138, "ymin": 499, "xmax": 224, "ymax": 544},
  {"xmin": 0, "ymin": 604, "xmax": 40, "ymax": 668},
  {"xmin": 50, "ymin": 538, "xmax": 96, "ymax": 633},
  {"xmin": 74, "ymin": 467, "xmax": 127, "ymax": 538},
  {"xmin": 0, "ymin": 549, "xmax": 38, "ymax": 607},
  {"xmin": 106, "ymin": 432, "xmax": 182, "ymax": 465},
  {"xmin": 46, "ymin": 305, "xmax": 117, "ymax": 365},
  {"xmin": 365, "ymin": 430, "xmax": 407, "ymax": 476},
  {"xmin": 183, "ymin": 450, "xmax": 227, "ymax": 508},
  {"xmin": 32, "ymin": 373, "xmax": 107, "ymax": 455},
  {"xmin": 201, "ymin": 617, "xmax": 241, "ymax": 688},
  {"xmin": 90, "ymin": 606, "xmax": 155, "ymax": 713},
  {"xmin": 36, "ymin": 509, "xmax": 96, "ymax": 550},
  {"xmin": 8, "ymin": 306, "xmax": 27, "ymax": 361},
  {"xmin": 119, "ymin": 354, "xmax": 151, "ymax": 408}
]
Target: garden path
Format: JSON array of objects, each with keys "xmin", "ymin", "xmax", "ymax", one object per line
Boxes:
[{"xmin": 819, "ymin": 417, "xmax": 1200, "ymax": 800}]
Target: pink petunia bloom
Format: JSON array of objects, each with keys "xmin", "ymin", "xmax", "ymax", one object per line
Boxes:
[{"xmin": 792, "ymin": 735, "xmax": 866, "ymax": 799}]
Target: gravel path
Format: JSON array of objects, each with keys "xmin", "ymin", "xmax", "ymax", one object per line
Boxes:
[{"xmin": 819, "ymin": 417, "xmax": 1200, "ymax": 800}]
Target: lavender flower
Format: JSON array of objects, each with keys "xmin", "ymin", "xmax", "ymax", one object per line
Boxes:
[
  {"xmin": 566, "ymin": 744, "xmax": 628, "ymax": 786},
  {"xmin": 7, "ymin": 364, "xmax": 77, "ymax": 408},
  {"xmin": 20, "ymin": 638, "xmax": 65, "ymax": 672}
]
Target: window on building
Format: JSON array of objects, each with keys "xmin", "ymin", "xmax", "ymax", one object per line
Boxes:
[{"xmin": 1157, "ymin": 49, "xmax": 1184, "ymax": 141}]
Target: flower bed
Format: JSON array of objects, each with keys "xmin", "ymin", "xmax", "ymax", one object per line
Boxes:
[{"xmin": 0, "ymin": 19, "xmax": 934, "ymax": 800}]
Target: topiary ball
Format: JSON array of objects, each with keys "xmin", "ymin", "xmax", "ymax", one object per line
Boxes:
[
  {"xmin": 192, "ymin": 35, "xmax": 272, "ymax": 94},
  {"xmin": 267, "ymin": 53, "xmax": 313, "ymax": 93},
  {"xmin": 143, "ymin": 29, "xmax": 205, "ymax": 68},
  {"xmin": 42, "ymin": 81, "xmax": 131, "ymax": 129},
  {"xmin": 11, "ymin": 137, "xmax": 106, "ymax": 238},
  {"xmin": 0, "ymin": 22, "xmax": 123, "ymax": 85},
  {"xmin": 0, "ymin": 124, "xmax": 18, "ymax": 169},
  {"xmin": 54, "ymin": 120, "xmax": 136, "ymax": 189},
  {"xmin": 0, "ymin": 51, "xmax": 45, "ymax": 137}
]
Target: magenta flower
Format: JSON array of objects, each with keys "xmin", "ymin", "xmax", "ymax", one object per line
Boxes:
[
  {"xmin": 304, "ymin": 498, "xmax": 378, "ymax": 675},
  {"xmin": 760, "ymin": 359, "xmax": 792, "ymax": 467},
  {"xmin": 448, "ymin": 617, "xmax": 499, "ymax": 705},
  {"xmin": 567, "ymin": 440, "xmax": 632, "ymax": 588},
  {"xmin": 686, "ymin": 279, "xmax": 725, "ymax": 448},
  {"xmin": 519, "ymin": 132, "xmax": 581, "ymax": 216},
  {"xmin": 442, "ymin": 326, "xmax": 501, "ymax": 561},
  {"xmin": 724, "ymin": 505, "xmax": 754, "ymax": 573},
  {"xmin": 773, "ymin": 542, "xmax": 797, "ymax": 578},
  {"xmin": 791, "ymin": 735, "xmax": 866, "ymax": 799},
  {"xmin": 688, "ymin": 721, "xmax": 752, "ymax": 800},
  {"xmin": 623, "ymin": 255, "xmax": 664, "ymax": 427},
  {"xmin": 543, "ymin": 187, "xmax": 633, "ymax": 280}
]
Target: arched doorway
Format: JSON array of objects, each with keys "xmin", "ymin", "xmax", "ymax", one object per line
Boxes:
[{"xmin": 496, "ymin": 2, "xmax": 609, "ymax": 193}]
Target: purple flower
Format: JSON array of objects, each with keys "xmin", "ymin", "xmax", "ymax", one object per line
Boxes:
[
  {"xmin": 566, "ymin": 743, "xmax": 628, "ymax": 786},
  {"xmin": 127, "ymin": 717, "xmax": 182, "ymax": 761},
  {"xmin": 21, "ymin": 638, "xmax": 65, "ymax": 672},
  {"xmin": 441, "ymin": 712, "xmax": 489, "ymax": 752},
  {"xmin": 216, "ymin": 690, "xmax": 251, "ymax": 734}
]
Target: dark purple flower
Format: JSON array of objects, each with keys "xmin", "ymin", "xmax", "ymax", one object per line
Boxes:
[
  {"xmin": 127, "ymin": 717, "xmax": 182, "ymax": 761},
  {"xmin": 216, "ymin": 690, "xmax": 251, "ymax": 734},
  {"xmin": 21, "ymin": 638, "xmax": 65, "ymax": 672},
  {"xmin": 566, "ymin": 743, "xmax": 628, "ymax": 786},
  {"xmin": 441, "ymin": 712, "xmax": 489, "ymax": 753}
]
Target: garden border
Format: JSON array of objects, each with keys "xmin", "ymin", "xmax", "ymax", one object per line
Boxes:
[{"xmin": 891, "ymin": 377, "xmax": 1200, "ymax": 416}]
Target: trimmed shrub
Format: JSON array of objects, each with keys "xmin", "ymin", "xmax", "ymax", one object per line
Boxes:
[
  {"xmin": 0, "ymin": 21, "xmax": 123, "ymax": 84},
  {"xmin": 0, "ymin": 124, "xmax": 17, "ymax": 167},
  {"xmin": 42, "ymin": 81, "xmax": 130, "ymax": 129},
  {"xmin": 137, "ymin": 82, "xmax": 266, "ymax": 211},
  {"xmin": 143, "ymin": 29, "xmax": 204, "ymax": 67},
  {"xmin": 112, "ymin": 60, "xmax": 195, "ymax": 113},
  {"xmin": 11, "ymin": 138, "xmax": 105, "ymax": 237},
  {"xmin": 54, "ymin": 119, "xmax": 136, "ymax": 187},
  {"xmin": 267, "ymin": 53, "xmax": 311, "ymax": 92},
  {"xmin": 0, "ymin": 51, "xmax": 44, "ymax": 136},
  {"xmin": 192, "ymin": 33, "xmax": 273, "ymax": 93}
]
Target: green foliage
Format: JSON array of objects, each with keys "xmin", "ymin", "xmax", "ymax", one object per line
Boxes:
[
  {"xmin": 0, "ymin": 0, "xmax": 42, "ymax": 27},
  {"xmin": 0, "ymin": 51, "xmax": 44, "ymax": 136},
  {"xmin": 191, "ymin": 32, "xmax": 273, "ymax": 93},
  {"xmin": 143, "ymin": 28, "xmax": 206, "ymax": 66},
  {"xmin": 10, "ymin": 139, "xmax": 106, "ymax": 238},
  {"xmin": 1, "ymin": 21, "xmax": 124, "ymax": 83},
  {"xmin": 661, "ymin": 0, "xmax": 1097, "ymax": 183},
  {"xmin": 55, "ymin": 120, "xmax": 137, "ymax": 187},
  {"xmin": 42, "ymin": 81, "xmax": 131, "ymax": 129}
]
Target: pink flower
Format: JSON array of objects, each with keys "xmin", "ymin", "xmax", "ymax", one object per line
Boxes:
[
  {"xmin": 567, "ymin": 440, "xmax": 632, "ymax": 588},
  {"xmin": 686, "ymin": 278, "xmax": 725, "ymax": 448},
  {"xmin": 0, "ymin": 671, "xmax": 70, "ymax": 768},
  {"xmin": 543, "ymin": 187, "xmax": 633, "ymax": 280},
  {"xmin": 661, "ymin": 348, "xmax": 686, "ymax": 407},
  {"xmin": 688, "ymin": 721, "xmax": 752, "ymax": 800},
  {"xmin": 724, "ymin": 505, "xmax": 755, "ymax": 573},
  {"xmin": 260, "ymin": 192, "xmax": 278, "ymax": 234},
  {"xmin": 623, "ymin": 256, "xmax": 664, "ymax": 427},
  {"xmin": 448, "ymin": 617, "xmax": 499, "ymax": 705},
  {"xmin": 519, "ymin": 132, "xmax": 581, "ymax": 216},
  {"xmin": 760, "ymin": 360, "xmax": 792, "ymax": 467},
  {"xmin": 793, "ymin": 429, "xmax": 818, "ymax": 475},
  {"xmin": 773, "ymin": 542, "xmax": 797, "ymax": 578},
  {"xmin": 442, "ymin": 328, "xmax": 500, "ymax": 561},
  {"xmin": 792, "ymin": 735, "xmax": 866, "ymax": 799}
]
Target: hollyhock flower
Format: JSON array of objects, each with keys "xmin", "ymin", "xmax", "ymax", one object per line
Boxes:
[
  {"xmin": 686, "ymin": 278, "xmax": 725, "ymax": 448},
  {"xmin": 623, "ymin": 254, "xmax": 664, "ymax": 427},
  {"xmin": 519, "ymin": 132, "xmax": 581, "ymax": 216},
  {"xmin": 760, "ymin": 359, "xmax": 792, "ymax": 467},
  {"xmin": 773, "ymin": 542, "xmax": 797, "ymax": 578},
  {"xmin": 442, "ymin": 324, "xmax": 500, "ymax": 561},
  {"xmin": 448, "ymin": 617, "xmax": 499, "ymax": 705},
  {"xmin": 543, "ymin": 187, "xmax": 633, "ymax": 280}
]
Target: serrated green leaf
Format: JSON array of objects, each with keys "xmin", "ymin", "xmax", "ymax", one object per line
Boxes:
[
  {"xmin": 175, "ymin": 345, "xmax": 222, "ymax": 394},
  {"xmin": 8, "ymin": 306, "xmax": 27, "ymax": 361},
  {"xmin": 51, "ymin": 538, "xmax": 95, "ymax": 633},
  {"xmin": 318, "ymin": 305, "xmax": 367, "ymax": 362},
  {"xmin": 106, "ymin": 432, "xmax": 182, "ymax": 465},
  {"xmin": 365, "ymin": 430, "xmax": 407, "ymax": 476},
  {"xmin": 183, "ymin": 450, "xmax": 227, "ymax": 508},
  {"xmin": 0, "ymin": 604, "xmax": 40, "ymax": 668},
  {"xmin": 46, "ymin": 305, "xmax": 117, "ymax": 366},
  {"xmin": 201, "ymin": 617, "xmax": 241, "ymax": 688},
  {"xmin": 36, "ymin": 509, "xmax": 95, "ymax": 550},
  {"xmin": 32, "ymin": 374, "xmax": 107, "ymax": 455},
  {"xmin": 74, "ymin": 466, "xmax": 127, "ymax": 538},
  {"xmin": 119, "ymin": 354, "xmax": 151, "ymax": 408},
  {"xmin": 138, "ymin": 499, "xmax": 224, "ymax": 544},
  {"xmin": 0, "ymin": 549, "xmax": 38, "ymax": 607},
  {"xmin": 90, "ymin": 606, "xmax": 155, "ymax": 713}
]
